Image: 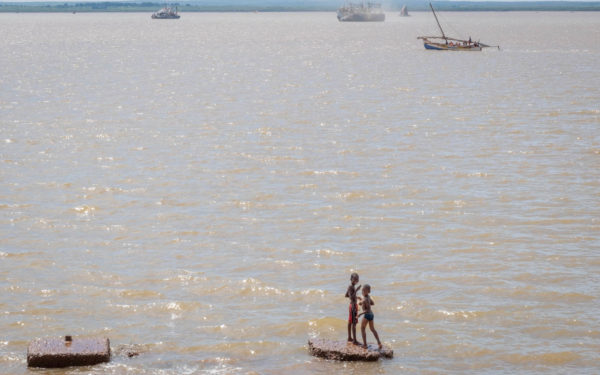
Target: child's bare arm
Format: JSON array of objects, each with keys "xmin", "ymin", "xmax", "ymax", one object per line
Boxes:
[{"xmin": 370, "ymin": 297, "xmax": 375, "ymax": 305}]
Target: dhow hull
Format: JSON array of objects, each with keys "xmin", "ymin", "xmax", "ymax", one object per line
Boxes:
[{"xmin": 423, "ymin": 42, "xmax": 481, "ymax": 51}]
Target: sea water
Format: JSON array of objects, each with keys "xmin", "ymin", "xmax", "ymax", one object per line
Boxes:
[{"xmin": 1, "ymin": 11, "xmax": 599, "ymax": 374}]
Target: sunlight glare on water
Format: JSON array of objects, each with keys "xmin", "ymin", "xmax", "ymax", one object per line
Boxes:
[{"xmin": 0, "ymin": 11, "xmax": 599, "ymax": 374}]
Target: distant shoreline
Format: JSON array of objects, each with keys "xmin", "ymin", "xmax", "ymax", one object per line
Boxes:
[{"xmin": 1, "ymin": 1, "xmax": 600, "ymax": 13}]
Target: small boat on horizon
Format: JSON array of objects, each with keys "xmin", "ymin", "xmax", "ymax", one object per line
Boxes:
[
  {"xmin": 417, "ymin": 3, "xmax": 499, "ymax": 51},
  {"xmin": 151, "ymin": 6, "xmax": 180, "ymax": 19},
  {"xmin": 399, "ymin": 5, "xmax": 409, "ymax": 17}
]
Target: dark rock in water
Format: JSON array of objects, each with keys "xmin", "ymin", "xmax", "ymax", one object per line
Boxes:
[
  {"xmin": 27, "ymin": 336, "xmax": 110, "ymax": 368},
  {"xmin": 308, "ymin": 339, "xmax": 393, "ymax": 361},
  {"xmin": 114, "ymin": 343, "xmax": 148, "ymax": 359}
]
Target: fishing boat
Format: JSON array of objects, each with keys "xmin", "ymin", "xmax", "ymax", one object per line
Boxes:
[
  {"xmin": 151, "ymin": 6, "xmax": 180, "ymax": 19},
  {"xmin": 417, "ymin": 3, "xmax": 498, "ymax": 51},
  {"xmin": 337, "ymin": 2, "xmax": 385, "ymax": 22}
]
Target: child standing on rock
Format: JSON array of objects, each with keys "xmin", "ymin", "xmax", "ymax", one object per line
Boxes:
[
  {"xmin": 358, "ymin": 284, "xmax": 382, "ymax": 350},
  {"xmin": 345, "ymin": 272, "xmax": 362, "ymax": 345}
]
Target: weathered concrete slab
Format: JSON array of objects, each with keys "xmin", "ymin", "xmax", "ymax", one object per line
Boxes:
[
  {"xmin": 27, "ymin": 336, "xmax": 110, "ymax": 368},
  {"xmin": 308, "ymin": 339, "xmax": 393, "ymax": 361}
]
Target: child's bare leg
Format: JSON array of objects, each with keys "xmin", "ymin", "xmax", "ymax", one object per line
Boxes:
[
  {"xmin": 361, "ymin": 319, "xmax": 368, "ymax": 349},
  {"xmin": 368, "ymin": 320, "xmax": 382, "ymax": 349},
  {"xmin": 347, "ymin": 321, "xmax": 352, "ymax": 342},
  {"xmin": 352, "ymin": 321, "xmax": 360, "ymax": 345}
]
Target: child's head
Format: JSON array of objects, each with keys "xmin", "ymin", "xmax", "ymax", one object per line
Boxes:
[
  {"xmin": 350, "ymin": 272, "xmax": 359, "ymax": 285},
  {"xmin": 362, "ymin": 284, "xmax": 371, "ymax": 295}
]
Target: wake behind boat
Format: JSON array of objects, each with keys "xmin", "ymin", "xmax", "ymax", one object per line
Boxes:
[
  {"xmin": 151, "ymin": 6, "xmax": 180, "ymax": 19},
  {"xmin": 417, "ymin": 3, "xmax": 498, "ymax": 51}
]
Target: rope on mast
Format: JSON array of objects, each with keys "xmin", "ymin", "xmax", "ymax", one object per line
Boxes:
[{"xmin": 429, "ymin": 3, "xmax": 446, "ymax": 39}]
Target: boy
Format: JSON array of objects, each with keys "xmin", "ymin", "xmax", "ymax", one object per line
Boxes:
[
  {"xmin": 358, "ymin": 284, "xmax": 382, "ymax": 350},
  {"xmin": 345, "ymin": 272, "xmax": 362, "ymax": 344}
]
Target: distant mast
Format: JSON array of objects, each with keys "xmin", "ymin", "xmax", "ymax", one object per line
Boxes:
[{"xmin": 400, "ymin": 5, "xmax": 409, "ymax": 16}]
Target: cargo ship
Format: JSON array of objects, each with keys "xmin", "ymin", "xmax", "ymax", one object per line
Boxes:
[
  {"xmin": 337, "ymin": 2, "xmax": 385, "ymax": 22},
  {"xmin": 151, "ymin": 6, "xmax": 180, "ymax": 19}
]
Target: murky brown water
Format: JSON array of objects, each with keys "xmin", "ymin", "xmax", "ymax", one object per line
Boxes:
[{"xmin": 1, "ymin": 11, "xmax": 599, "ymax": 374}]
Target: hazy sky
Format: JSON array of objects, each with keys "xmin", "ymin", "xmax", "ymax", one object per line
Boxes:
[
  {"xmin": 3, "ymin": 0, "xmax": 597, "ymax": 3},
  {"xmin": 2, "ymin": 0, "xmax": 597, "ymax": 4}
]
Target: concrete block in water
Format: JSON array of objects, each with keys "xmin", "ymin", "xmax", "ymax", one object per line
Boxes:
[
  {"xmin": 308, "ymin": 338, "xmax": 393, "ymax": 361},
  {"xmin": 27, "ymin": 336, "xmax": 110, "ymax": 368}
]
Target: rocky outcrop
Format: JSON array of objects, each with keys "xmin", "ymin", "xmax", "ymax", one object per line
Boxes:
[
  {"xmin": 114, "ymin": 343, "xmax": 150, "ymax": 358},
  {"xmin": 308, "ymin": 339, "xmax": 393, "ymax": 361},
  {"xmin": 27, "ymin": 336, "xmax": 110, "ymax": 368}
]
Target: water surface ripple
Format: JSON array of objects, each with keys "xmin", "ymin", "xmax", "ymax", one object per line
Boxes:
[{"xmin": 1, "ymin": 11, "xmax": 599, "ymax": 374}]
